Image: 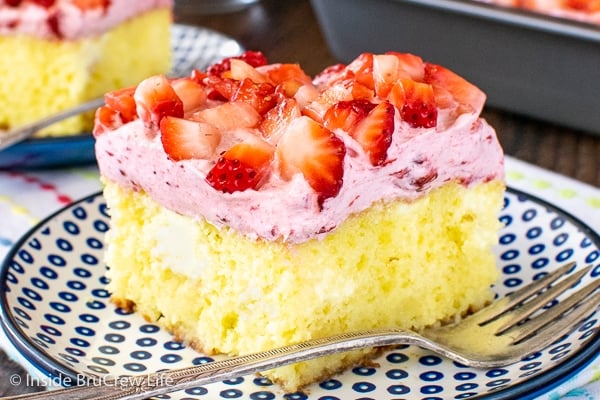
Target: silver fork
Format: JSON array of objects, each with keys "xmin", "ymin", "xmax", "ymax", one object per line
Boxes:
[
  {"xmin": 0, "ymin": 97, "xmax": 106, "ymax": 151},
  {"xmin": 4, "ymin": 261, "xmax": 599, "ymax": 400}
]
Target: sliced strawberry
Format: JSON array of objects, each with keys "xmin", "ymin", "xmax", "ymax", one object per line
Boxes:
[
  {"xmin": 349, "ymin": 80, "xmax": 375, "ymax": 101},
  {"xmin": 207, "ymin": 50, "xmax": 268, "ymax": 77},
  {"xmin": 345, "ymin": 52, "xmax": 374, "ymax": 90},
  {"xmin": 322, "ymin": 99, "xmax": 376, "ymax": 132},
  {"xmin": 160, "ymin": 116, "xmax": 221, "ymax": 161},
  {"xmin": 424, "ymin": 63, "xmax": 485, "ymax": 114},
  {"xmin": 565, "ymin": 0, "xmax": 600, "ymax": 11},
  {"xmin": 399, "ymin": 79, "xmax": 437, "ymax": 128},
  {"xmin": 313, "ymin": 54, "xmax": 375, "ymax": 91},
  {"xmin": 302, "ymin": 80, "xmax": 357, "ymax": 122},
  {"xmin": 386, "ymin": 52, "xmax": 425, "ymax": 81},
  {"xmin": 231, "ymin": 78, "xmax": 277, "ymax": 115},
  {"xmin": 206, "ymin": 138, "xmax": 275, "ymax": 193},
  {"xmin": 192, "ymin": 101, "xmax": 261, "ymax": 131},
  {"xmin": 372, "ymin": 54, "xmax": 404, "ymax": 98},
  {"xmin": 266, "ymin": 63, "xmax": 312, "ymax": 86},
  {"xmin": 276, "ymin": 116, "xmax": 346, "ymax": 202},
  {"xmin": 313, "ymin": 63, "xmax": 346, "ymax": 88},
  {"xmin": 349, "ymin": 101, "xmax": 395, "ymax": 165},
  {"xmin": 387, "ymin": 82, "xmax": 406, "ymax": 110},
  {"xmin": 226, "ymin": 59, "xmax": 270, "ymax": 83},
  {"xmin": 274, "ymin": 79, "xmax": 304, "ymax": 99},
  {"xmin": 259, "ymin": 97, "xmax": 301, "ymax": 143},
  {"xmin": 237, "ymin": 50, "xmax": 269, "ymax": 68},
  {"xmin": 372, "ymin": 53, "xmax": 425, "ymax": 98},
  {"xmin": 170, "ymin": 77, "xmax": 207, "ymax": 113},
  {"xmin": 104, "ymin": 86, "xmax": 137, "ymax": 123},
  {"xmin": 190, "ymin": 68, "xmax": 208, "ymax": 84},
  {"xmin": 30, "ymin": 0, "xmax": 56, "ymax": 7},
  {"xmin": 93, "ymin": 105, "xmax": 121, "ymax": 137},
  {"xmin": 71, "ymin": 0, "xmax": 110, "ymax": 10},
  {"xmin": 292, "ymin": 83, "xmax": 320, "ymax": 108},
  {"xmin": 134, "ymin": 75, "xmax": 184, "ymax": 131},
  {"xmin": 202, "ymin": 75, "xmax": 240, "ymax": 101}
]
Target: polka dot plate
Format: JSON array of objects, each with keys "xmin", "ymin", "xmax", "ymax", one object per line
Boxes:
[
  {"xmin": 1, "ymin": 188, "xmax": 599, "ymax": 400},
  {"xmin": 0, "ymin": 24, "xmax": 243, "ymax": 170}
]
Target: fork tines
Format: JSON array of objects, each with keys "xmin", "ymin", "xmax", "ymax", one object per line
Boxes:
[{"xmin": 480, "ymin": 262, "xmax": 600, "ymax": 343}]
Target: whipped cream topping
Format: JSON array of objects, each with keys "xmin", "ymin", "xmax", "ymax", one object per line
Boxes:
[
  {"xmin": 0, "ymin": 0, "xmax": 172, "ymax": 40},
  {"xmin": 95, "ymin": 108, "xmax": 505, "ymax": 245}
]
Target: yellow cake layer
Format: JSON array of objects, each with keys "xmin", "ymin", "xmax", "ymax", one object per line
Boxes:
[
  {"xmin": 0, "ymin": 9, "xmax": 171, "ymax": 137},
  {"xmin": 103, "ymin": 179, "xmax": 504, "ymax": 392}
]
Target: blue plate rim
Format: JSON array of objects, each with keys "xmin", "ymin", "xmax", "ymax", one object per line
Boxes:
[{"xmin": 0, "ymin": 186, "xmax": 599, "ymax": 399}]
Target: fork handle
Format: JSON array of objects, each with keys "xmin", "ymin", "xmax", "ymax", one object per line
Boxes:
[{"xmin": 3, "ymin": 328, "xmax": 424, "ymax": 400}]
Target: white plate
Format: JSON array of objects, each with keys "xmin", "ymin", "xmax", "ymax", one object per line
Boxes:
[
  {"xmin": 1, "ymin": 188, "xmax": 599, "ymax": 400},
  {"xmin": 0, "ymin": 24, "xmax": 243, "ymax": 169}
]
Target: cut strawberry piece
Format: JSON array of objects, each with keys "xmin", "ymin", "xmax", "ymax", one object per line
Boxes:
[
  {"xmin": 345, "ymin": 52, "xmax": 374, "ymax": 90},
  {"xmin": 237, "ymin": 50, "xmax": 269, "ymax": 68},
  {"xmin": 373, "ymin": 53, "xmax": 425, "ymax": 98},
  {"xmin": 372, "ymin": 54, "xmax": 404, "ymax": 98},
  {"xmin": 71, "ymin": 0, "xmax": 110, "ymax": 10},
  {"xmin": 274, "ymin": 79, "xmax": 304, "ymax": 99},
  {"xmin": 399, "ymin": 79, "xmax": 437, "ymax": 128},
  {"xmin": 424, "ymin": 63, "xmax": 485, "ymax": 114},
  {"xmin": 276, "ymin": 116, "xmax": 346, "ymax": 202},
  {"xmin": 349, "ymin": 80, "xmax": 374, "ymax": 101},
  {"xmin": 565, "ymin": 0, "xmax": 600, "ymax": 11},
  {"xmin": 322, "ymin": 99, "xmax": 376, "ymax": 132},
  {"xmin": 302, "ymin": 80, "xmax": 357, "ymax": 122},
  {"xmin": 103, "ymin": 86, "xmax": 137, "ymax": 123},
  {"xmin": 386, "ymin": 52, "xmax": 425, "ymax": 81},
  {"xmin": 134, "ymin": 75, "xmax": 184, "ymax": 131},
  {"xmin": 190, "ymin": 68, "xmax": 208, "ymax": 84},
  {"xmin": 202, "ymin": 75, "xmax": 240, "ymax": 101},
  {"xmin": 192, "ymin": 101, "xmax": 261, "ymax": 131},
  {"xmin": 160, "ymin": 116, "xmax": 221, "ymax": 161},
  {"xmin": 171, "ymin": 77, "xmax": 207, "ymax": 113},
  {"xmin": 226, "ymin": 59, "xmax": 270, "ymax": 83},
  {"xmin": 93, "ymin": 105, "xmax": 120, "ymax": 137},
  {"xmin": 231, "ymin": 78, "xmax": 277, "ymax": 115},
  {"xmin": 266, "ymin": 63, "xmax": 312, "ymax": 86},
  {"xmin": 349, "ymin": 101, "xmax": 395, "ymax": 166},
  {"xmin": 292, "ymin": 83, "xmax": 320, "ymax": 109},
  {"xmin": 313, "ymin": 54, "xmax": 375, "ymax": 92},
  {"xmin": 207, "ymin": 50, "xmax": 268, "ymax": 77},
  {"xmin": 313, "ymin": 63, "xmax": 346, "ymax": 88},
  {"xmin": 259, "ymin": 97, "xmax": 301, "ymax": 143},
  {"xmin": 206, "ymin": 138, "xmax": 275, "ymax": 193},
  {"xmin": 30, "ymin": 0, "xmax": 56, "ymax": 7},
  {"xmin": 387, "ymin": 82, "xmax": 406, "ymax": 110}
]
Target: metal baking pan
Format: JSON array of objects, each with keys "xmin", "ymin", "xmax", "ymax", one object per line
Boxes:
[{"xmin": 310, "ymin": 0, "xmax": 600, "ymax": 135}]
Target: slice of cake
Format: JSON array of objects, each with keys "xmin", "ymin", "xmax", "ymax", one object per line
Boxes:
[
  {"xmin": 0, "ymin": 0, "xmax": 172, "ymax": 137},
  {"xmin": 94, "ymin": 50, "xmax": 505, "ymax": 393}
]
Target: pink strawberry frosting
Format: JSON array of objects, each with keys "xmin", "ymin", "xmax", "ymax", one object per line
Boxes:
[
  {"xmin": 95, "ymin": 108, "xmax": 505, "ymax": 245},
  {"xmin": 0, "ymin": 0, "xmax": 172, "ymax": 40}
]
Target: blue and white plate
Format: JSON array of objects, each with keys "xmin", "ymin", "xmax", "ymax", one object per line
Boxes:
[
  {"xmin": 1, "ymin": 188, "xmax": 599, "ymax": 400},
  {"xmin": 0, "ymin": 25, "xmax": 243, "ymax": 170}
]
